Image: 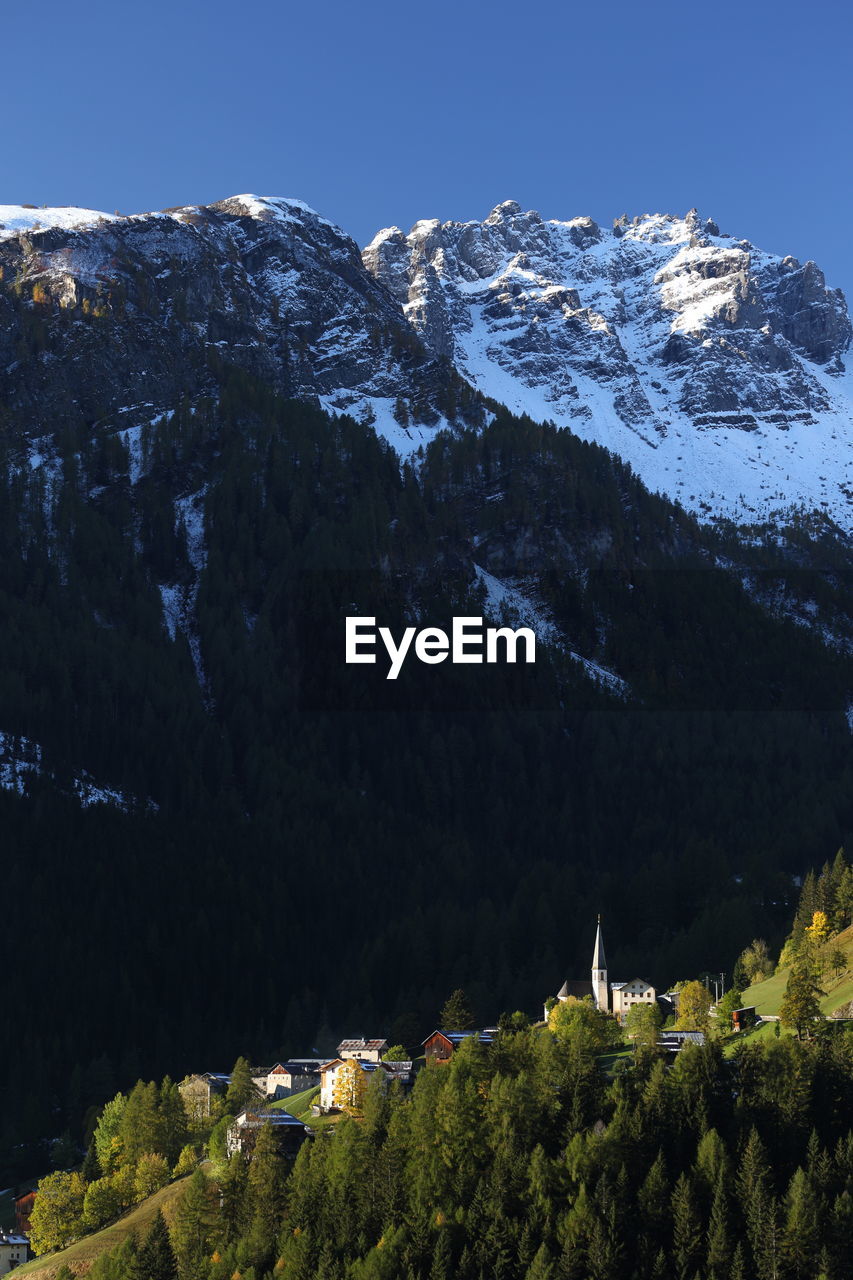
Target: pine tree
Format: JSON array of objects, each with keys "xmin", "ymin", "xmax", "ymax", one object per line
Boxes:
[
  {"xmin": 225, "ymin": 1057, "xmax": 258, "ymax": 1114},
  {"xmin": 121, "ymin": 1081, "xmax": 164, "ymax": 1164},
  {"xmin": 638, "ymin": 1150, "xmax": 669, "ymax": 1253},
  {"xmin": 159, "ymin": 1077, "xmax": 188, "ymax": 1164},
  {"xmin": 429, "ymin": 1226, "xmax": 453, "ymax": 1280},
  {"xmin": 729, "ymin": 1242, "xmax": 746, "ymax": 1280},
  {"xmin": 82, "ymin": 1136, "xmax": 102, "ymax": 1182},
  {"xmin": 780, "ymin": 959, "xmax": 824, "ymax": 1039},
  {"xmin": 705, "ymin": 1174, "xmax": 731, "ymax": 1279},
  {"xmin": 171, "ymin": 1169, "xmax": 215, "ymax": 1280},
  {"xmin": 783, "ymin": 1167, "xmax": 819, "ymax": 1278},
  {"xmin": 524, "ymin": 1243, "xmax": 554, "ymax": 1280},
  {"xmin": 133, "ymin": 1210, "xmax": 177, "ymax": 1280},
  {"xmin": 243, "ymin": 1123, "xmax": 285, "ymax": 1272},
  {"xmin": 670, "ymin": 1173, "xmax": 702, "ymax": 1280},
  {"xmin": 439, "ymin": 989, "xmax": 477, "ymax": 1030}
]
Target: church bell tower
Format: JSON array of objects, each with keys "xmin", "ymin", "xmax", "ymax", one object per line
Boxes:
[{"xmin": 592, "ymin": 916, "xmax": 609, "ymax": 1012}]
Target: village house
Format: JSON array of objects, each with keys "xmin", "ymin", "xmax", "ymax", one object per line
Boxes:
[
  {"xmin": 178, "ymin": 1072, "xmax": 230, "ymax": 1124},
  {"xmin": 336, "ymin": 1038, "xmax": 387, "ymax": 1062},
  {"xmin": 0, "ymin": 1231, "xmax": 29, "ymax": 1276},
  {"xmin": 13, "ymin": 1191, "xmax": 35, "ymax": 1237},
  {"xmin": 262, "ymin": 1060, "xmax": 324, "ymax": 1098},
  {"xmin": 731, "ymin": 1006, "xmax": 757, "ymax": 1032},
  {"xmin": 382, "ymin": 1060, "xmax": 414, "ymax": 1087},
  {"xmin": 319, "ymin": 1058, "xmax": 373, "ymax": 1109},
  {"xmin": 610, "ymin": 978, "xmax": 658, "ymax": 1020},
  {"xmin": 658, "ymin": 1030, "xmax": 706, "ymax": 1053},
  {"xmin": 422, "ymin": 1029, "xmax": 496, "ymax": 1064},
  {"xmin": 226, "ymin": 1109, "xmax": 311, "ymax": 1159},
  {"xmin": 318, "ymin": 1057, "xmax": 414, "ymax": 1111},
  {"xmin": 547, "ymin": 919, "xmax": 658, "ymax": 1025}
]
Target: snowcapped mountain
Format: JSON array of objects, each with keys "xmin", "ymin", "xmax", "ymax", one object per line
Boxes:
[
  {"xmin": 0, "ymin": 194, "xmax": 475, "ymax": 454},
  {"xmin": 364, "ymin": 202, "xmax": 853, "ymax": 527},
  {"xmin": 2, "ymin": 193, "xmax": 852, "ymax": 528}
]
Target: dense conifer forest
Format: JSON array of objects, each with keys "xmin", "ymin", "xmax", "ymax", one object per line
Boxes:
[
  {"xmin": 30, "ymin": 1027, "xmax": 853, "ymax": 1280},
  {"xmin": 2, "ymin": 370, "xmax": 853, "ymax": 1178}
]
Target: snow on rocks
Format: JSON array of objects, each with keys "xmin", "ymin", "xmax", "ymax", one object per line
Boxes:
[{"xmin": 364, "ymin": 204, "xmax": 853, "ymax": 529}]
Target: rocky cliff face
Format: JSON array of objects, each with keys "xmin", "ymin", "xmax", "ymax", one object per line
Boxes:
[
  {"xmin": 364, "ymin": 202, "xmax": 853, "ymax": 526},
  {"xmin": 2, "ymin": 194, "xmax": 852, "ymax": 528},
  {"xmin": 0, "ymin": 196, "xmax": 474, "ymax": 457}
]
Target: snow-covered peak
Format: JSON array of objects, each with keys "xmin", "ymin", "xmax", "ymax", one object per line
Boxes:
[
  {"xmin": 0, "ymin": 204, "xmax": 117, "ymax": 240},
  {"xmin": 213, "ymin": 193, "xmax": 339, "ymax": 232},
  {"xmin": 363, "ymin": 200, "xmax": 853, "ymax": 527},
  {"xmin": 364, "ymin": 225, "xmax": 406, "ymax": 251},
  {"xmin": 485, "ymin": 200, "xmax": 525, "ymax": 222}
]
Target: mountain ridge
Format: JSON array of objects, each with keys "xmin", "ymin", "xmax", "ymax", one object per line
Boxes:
[
  {"xmin": 3, "ymin": 193, "xmax": 852, "ymax": 528},
  {"xmin": 364, "ymin": 200, "xmax": 853, "ymax": 527}
]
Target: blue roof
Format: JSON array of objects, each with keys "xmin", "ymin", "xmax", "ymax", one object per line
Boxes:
[{"xmin": 424, "ymin": 1029, "xmax": 495, "ymax": 1046}]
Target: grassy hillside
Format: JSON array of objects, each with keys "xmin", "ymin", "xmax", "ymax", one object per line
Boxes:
[
  {"xmin": 270, "ymin": 1085, "xmax": 319, "ymax": 1117},
  {"xmin": 14, "ymin": 1174, "xmax": 194, "ymax": 1280},
  {"xmin": 269, "ymin": 1085, "xmax": 345, "ymax": 1131},
  {"xmin": 742, "ymin": 924, "xmax": 853, "ymax": 1017}
]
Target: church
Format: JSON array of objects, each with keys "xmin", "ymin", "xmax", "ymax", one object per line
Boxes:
[{"xmin": 546, "ymin": 918, "xmax": 658, "ymax": 1024}]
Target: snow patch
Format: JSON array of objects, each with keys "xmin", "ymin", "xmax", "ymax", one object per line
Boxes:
[
  {"xmin": 0, "ymin": 729, "xmax": 155, "ymax": 811},
  {"xmin": 473, "ymin": 565, "xmax": 629, "ymax": 696},
  {"xmin": 0, "ymin": 204, "xmax": 117, "ymax": 240}
]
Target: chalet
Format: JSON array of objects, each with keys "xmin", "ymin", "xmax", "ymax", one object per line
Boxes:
[
  {"xmin": 337, "ymin": 1038, "xmax": 387, "ymax": 1062},
  {"xmin": 547, "ymin": 919, "xmax": 657, "ymax": 1025},
  {"xmin": 263, "ymin": 1060, "xmax": 324, "ymax": 1098},
  {"xmin": 13, "ymin": 1191, "xmax": 35, "ymax": 1236},
  {"xmin": 423, "ymin": 1029, "xmax": 496, "ymax": 1064},
  {"xmin": 178, "ymin": 1072, "xmax": 229, "ymax": 1123},
  {"xmin": 0, "ymin": 1232, "xmax": 29, "ymax": 1275},
  {"xmin": 226, "ymin": 1109, "xmax": 311, "ymax": 1158},
  {"xmin": 731, "ymin": 1006, "xmax": 757, "ymax": 1032}
]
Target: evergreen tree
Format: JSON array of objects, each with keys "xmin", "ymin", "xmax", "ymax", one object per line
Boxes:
[
  {"xmin": 705, "ymin": 1174, "xmax": 731, "ymax": 1279},
  {"xmin": 242, "ymin": 1123, "xmax": 285, "ymax": 1272},
  {"xmin": 780, "ymin": 959, "xmax": 824, "ymax": 1039},
  {"xmin": 225, "ymin": 1057, "xmax": 258, "ymax": 1115},
  {"xmin": 671, "ymin": 1173, "xmax": 702, "ymax": 1280},
  {"xmin": 171, "ymin": 1169, "xmax": 214, "ymax": 1280},
  {"xmin": 783, "ymin": 1167, "xmax": 819, "ymax": 1278},
  {"xmin": 439, "ymin": 989, "xmax": 476, "ymax": 1030},
  {"xmin": 134, "ymin": 1210, "xmax": 177, "ymax": 1280}
]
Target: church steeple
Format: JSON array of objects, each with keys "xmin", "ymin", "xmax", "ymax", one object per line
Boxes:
[
  {"xmin": 592, "ymin": 915, "xmax": 607, "ymax": 971},
  {"xmin": 592, "ymin": 915, "xmax": 609, "ymax": 1012}
]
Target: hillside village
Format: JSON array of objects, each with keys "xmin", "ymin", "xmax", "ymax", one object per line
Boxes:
[
  {"xmin": 6, "ymin": 890, "xmax": 853, "ymax": 1278},
  {"xmin": 176, "ymin": 919, "xmax": 712, "ymax": 1169}
]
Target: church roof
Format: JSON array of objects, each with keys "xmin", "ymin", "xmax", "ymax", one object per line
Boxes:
[
  {"xmin": 592, "ymin": 918, "xmax": 607, "ymax": 971},
  {"xmin": 558, "ymin": 980, "xmax": 594, "ymax": 1000}
]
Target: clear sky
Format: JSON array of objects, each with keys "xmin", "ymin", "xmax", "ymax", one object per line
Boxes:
[{"xmin": 5, "ymin": 1, "xmax": 852, "ymax": 298}]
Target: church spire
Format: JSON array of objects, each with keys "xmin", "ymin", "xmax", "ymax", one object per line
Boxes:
[
  {"xmin": 592, "ymin": 916, "xmax": 609, "ymax": 1012},
  {"xmin": 592, "ymin": 914, "xmax": 607, "ymax": 972}
]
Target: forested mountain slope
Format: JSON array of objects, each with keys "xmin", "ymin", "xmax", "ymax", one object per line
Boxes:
[
  {"xmin": 0, "ymin": 372, "xmax": 851, "ymax": 1177},
  {"xmin": 1, "ymin": 196, "xmax": 853, "ymax": 1176}
]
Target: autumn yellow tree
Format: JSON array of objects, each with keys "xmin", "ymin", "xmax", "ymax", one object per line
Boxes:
[
  {"xmin": 332, "ymin": 1059, "xmax": 369, "ymax": 1116},
  {"xmin": 29, "ymin": 1171, "xmax": 87, "ymax": 1254},
  {"xmin": 674, "ymin": 981, "xmax": 712, "ymax": 1032},
  {"xmin": 805, "ymin": 911, "xmax": 831, "ymax": 946}
]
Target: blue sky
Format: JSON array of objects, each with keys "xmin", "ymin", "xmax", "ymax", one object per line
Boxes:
[{"xmin": 6, "ymin": 1, "xmax": 852, "ymax": 298}]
